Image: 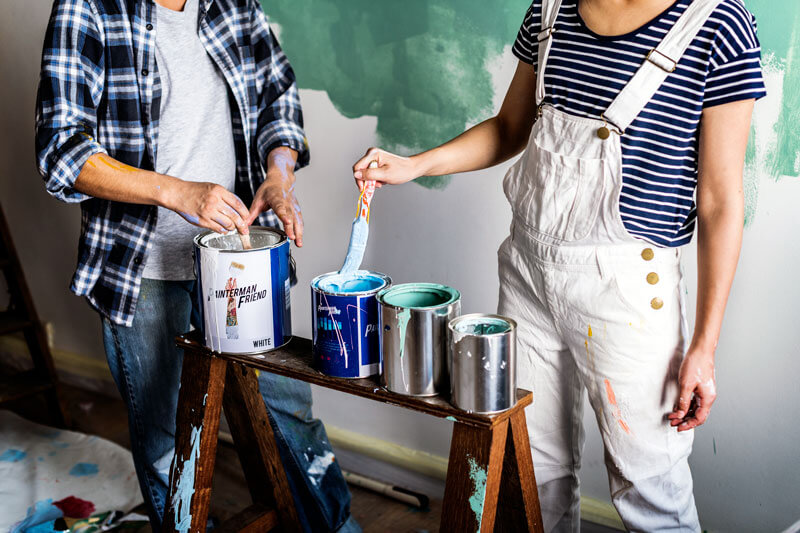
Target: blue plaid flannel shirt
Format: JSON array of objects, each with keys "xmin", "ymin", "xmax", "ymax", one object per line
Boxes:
[{"xmin": 35, "ymin": 0, "xmax": 309, "ymax": 327}]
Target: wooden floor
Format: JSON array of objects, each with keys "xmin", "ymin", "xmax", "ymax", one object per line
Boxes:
[{"xmin": 9, "ymin": 384, "xmax": 618, "ymax": 533}]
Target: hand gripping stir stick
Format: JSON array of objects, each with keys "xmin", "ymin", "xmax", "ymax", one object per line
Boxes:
[{"xmin": 339, "ymin": 161, "xmax": 378, "ymax": 274}]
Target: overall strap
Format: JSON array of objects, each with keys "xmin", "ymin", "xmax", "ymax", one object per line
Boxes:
[
  {"xmin": 603, "ymin": 0, "xmax": 724, "ymax": 134},
  {"xmin": 536, "ymin": 0, "xmax": 564, "ymax": 105}
]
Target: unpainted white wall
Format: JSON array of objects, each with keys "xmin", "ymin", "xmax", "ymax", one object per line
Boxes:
[{"xmin": 1, "ymin": 1, "xmax": 799, "ymax": 530}]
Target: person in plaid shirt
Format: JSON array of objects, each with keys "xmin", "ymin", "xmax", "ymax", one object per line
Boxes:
[{"xmin": 35, "ymin": 0, "xmax": 360, "ymax": 530}]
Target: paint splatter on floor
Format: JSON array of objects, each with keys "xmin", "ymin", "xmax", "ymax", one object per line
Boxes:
[
  {"xmin": 69, "ymin": 462, "xmax": 99, "ymax": 477},
  {"xmin": 467, "ymin": 456, "xmax": 487, "ymax": 530},
  {"xmin": 0, "ymin": 449, "xmax": 27, "ymax": 462}
]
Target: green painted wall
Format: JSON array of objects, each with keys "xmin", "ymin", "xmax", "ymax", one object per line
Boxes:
[
  {"xmin": 263, "ymin": 0, "xmax": 529, "ymax": 189},
  {"xmin": 264, "ymin": 0, "xmax": 800, "ymax": 209}
]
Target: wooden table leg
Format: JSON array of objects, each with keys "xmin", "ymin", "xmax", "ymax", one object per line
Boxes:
[
  {"xmin": 495, "ymin": 410, "xmax": 544, "ymax": 532},
  {"xmin": 223, "ymin": 363, "xmax": 302, "ymax": 533},
  {"xmin": 163, "ymin": 349, "xmax": 227, "ymax": 532},
  {"xmin": 441, "ymin": 420, "xmax": 509, "ymax": 532}
]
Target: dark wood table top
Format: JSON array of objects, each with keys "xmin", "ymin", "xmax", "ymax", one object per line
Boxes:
[{"xmin": 177, "ymin": 331, "xmax": 531, "ymax": 429}]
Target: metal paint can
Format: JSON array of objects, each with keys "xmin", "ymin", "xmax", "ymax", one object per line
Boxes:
[
  {"xmin": 193, "ymin": 227, "xmax": 292, "ymax": 354},
  {"xmin": 311, "ymin": 271, "xmax": 392, "ymax": 378},
  {"xmin": 378, "ymin": 283, "xmax": 461, "ymax": 396},
  {"xmin": 448, "ymin": 313, "xmax": 517, "ymax": 414}
]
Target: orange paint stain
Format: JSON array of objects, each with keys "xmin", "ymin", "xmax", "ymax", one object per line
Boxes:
[
  {"xmin": 588, "ymin": 325, "xmax": 593, "ymax": 337},
  {"xmin": 604, "ymin": 379, "xmax": 618, "ymax": 406},
  {"xmin": 618, "ymin": 419, "xmax": 632, "ymax": 434},
  {"xmin": 98, "ymin": 154, "xmax": 138, "ymax": 173}
]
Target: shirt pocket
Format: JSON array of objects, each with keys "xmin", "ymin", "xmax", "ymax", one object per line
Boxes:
[{"xmin": 504, "ymin": 142, "xmax": 605, "ymax": 243}]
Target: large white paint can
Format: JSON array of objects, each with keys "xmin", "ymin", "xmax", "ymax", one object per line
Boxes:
[{"xmin": 193, "ymin": 227, "xmax": 292, "ymax": 354}]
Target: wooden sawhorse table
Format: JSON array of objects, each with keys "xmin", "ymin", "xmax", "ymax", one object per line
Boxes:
[{"xmin": 164, "ymin": 332, "xmax": 543, "ymax": 532}]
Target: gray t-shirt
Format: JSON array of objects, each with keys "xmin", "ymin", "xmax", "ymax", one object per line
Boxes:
[{"xmin": 142, "ymin": 0, "xmax": 237, "ymax": 280}]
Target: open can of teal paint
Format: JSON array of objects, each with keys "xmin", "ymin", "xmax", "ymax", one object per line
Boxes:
[
  {"xmin": 377, "ymin": 283, "xmax": 461, "ymax": 396},
  {"xmin": 448, "ymin": 313, "xmax": 517, "ymax": 414},
  {"xmin": 311, "ymin": 271, "xmax": 391, "ymax": 378}
]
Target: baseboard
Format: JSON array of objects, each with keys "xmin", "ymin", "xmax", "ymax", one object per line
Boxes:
[
  {"xmin": 325, "ymin": 423, "xmax": 625, "ymax": 530},
  {"xmin": 0, "ymin": 337, "xmax": 625, "ymax": 530}
]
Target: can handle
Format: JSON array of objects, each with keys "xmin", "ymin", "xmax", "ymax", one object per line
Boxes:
[{"xmin": 289, "ymin": 254, "xmax": 298, "ymax": 287}]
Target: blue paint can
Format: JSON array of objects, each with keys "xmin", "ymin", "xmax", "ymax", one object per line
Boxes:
[{"xmin": 311, "ymin": 271, "xmax": 391, "ymax": 378}]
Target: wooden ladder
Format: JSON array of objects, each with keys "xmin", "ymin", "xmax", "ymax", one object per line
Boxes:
[{"xmin": 0, "ymin": 203, "xmax": 69, "ymax": 426}]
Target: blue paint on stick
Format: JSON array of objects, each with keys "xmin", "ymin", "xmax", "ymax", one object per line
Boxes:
[
  {"xmin": 340, "ymin": 217, "xmax": 369, "ymax": 274},
  {"xmin": 0, "ymin": 449, "xmax": 27, "ymax": 462},
  {"xmin": 69, "ymin": 462, "xmax": 99, "ymax": 477}
]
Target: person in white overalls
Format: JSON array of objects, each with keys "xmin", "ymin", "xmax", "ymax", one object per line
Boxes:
[{"xmin": 353, "ymin": 0, "xmax": 763, "ymax": 530}]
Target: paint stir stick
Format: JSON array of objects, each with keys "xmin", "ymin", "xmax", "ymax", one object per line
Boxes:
[
  {"xmin": 239, "ymin": 232, "xmax": 252, "ymax": 250},
  {"xmin": 339, "ymin": 161, "xmax": 378, "ymax": 274}
]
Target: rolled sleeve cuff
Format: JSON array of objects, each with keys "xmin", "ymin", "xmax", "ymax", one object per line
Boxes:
[
  {"xmin": 45, "ymin": 134, "xmax": 107, "ymax": 203},
  {"xmin": 257, "ymin": 119, "xmax": 310, "ymax": 171}
]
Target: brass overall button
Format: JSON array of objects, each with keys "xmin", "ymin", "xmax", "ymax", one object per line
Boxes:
[
  {"xmin": 646, "ymin": 272, "xmax": 659, "ymax": 285},
  {"xmin": 651, "ymin": 297, "xmax": 664, "ymax": 310},
  {"xmin": 597, "ymin": 126, "xmax": 611, "ymax": 140},
  {"xmin": 641, "ymin": 248, "xmax": 654, "ymax": 261}
]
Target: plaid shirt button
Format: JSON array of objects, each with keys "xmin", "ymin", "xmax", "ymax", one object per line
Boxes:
[
  {"xmin": 141, "ymin": 69, "xmax": 149, "ymax": 76},
  {"xmin": 146, "ymin": 23, "xmax": 153, "ymax": 31}
]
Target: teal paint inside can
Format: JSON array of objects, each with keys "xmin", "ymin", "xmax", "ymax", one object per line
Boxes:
[
  {"xmin": 378, "ymin": 283, "xmax": 460, "ymax": 309},
  {"xmin": 454, "ymin": 317, "xmax": 511, "ymax": 336}
]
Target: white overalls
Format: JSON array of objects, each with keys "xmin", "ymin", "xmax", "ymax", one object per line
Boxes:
[{"xmin": 498, "ymin": 0, "xmax": 723, "ymax": 530}]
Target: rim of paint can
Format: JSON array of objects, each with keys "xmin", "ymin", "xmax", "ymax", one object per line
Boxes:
[
  {"xmin": 377, "ymin": 283, "xmax": 461, "ymax": 310},
  {"xmin": 311, "ymin": 271, "xmax": 392, "ymax": 296},
  {"xmin": 194, "ymin": 226, "xmax": 287, "ymax": 252},
  {"xmin": 448, "ymin": 313, "xmax": 517, "ymax": 337}
]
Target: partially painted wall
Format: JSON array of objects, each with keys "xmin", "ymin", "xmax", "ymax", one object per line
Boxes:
[
  {"xmin": 264, "ymin": 0, "xmax": 530, "ymax": 189},
  {"xmin": 265, "ymin": 0, "xmax": 800, "ymax": 222}
]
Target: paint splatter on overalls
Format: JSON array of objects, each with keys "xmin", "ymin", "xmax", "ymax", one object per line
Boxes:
[{"xmin": 498, "ymin": 0, "xmax": 723, "ymax": 530}]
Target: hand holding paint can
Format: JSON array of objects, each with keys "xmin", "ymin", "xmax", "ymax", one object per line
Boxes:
[{"xmin": 448, "ymin": 314, "xmax": 517, "ymax": 414}]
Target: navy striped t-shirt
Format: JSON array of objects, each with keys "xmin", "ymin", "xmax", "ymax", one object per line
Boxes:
[{"xmin": 513, "ymin": 0, "xmax": 766, "ymax": 247}]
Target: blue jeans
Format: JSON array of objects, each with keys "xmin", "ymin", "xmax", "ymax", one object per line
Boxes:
[{"xmin": 101, "ymin": 279, "xmax": 360, "ymax": 532}]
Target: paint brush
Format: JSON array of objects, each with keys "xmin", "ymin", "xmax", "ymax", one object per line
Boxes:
[
  {"xmin": 339, "ymin": 161, "xmax": 377, "ymax": 274},
  {"xmin": 239, "ymin": 232, "xmax": 252, "ymax": 250}
]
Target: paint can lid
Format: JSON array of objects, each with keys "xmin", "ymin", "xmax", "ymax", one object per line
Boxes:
[{"xmin": 195, "ymin": 227, "xmax": 286, "ymax": 251}]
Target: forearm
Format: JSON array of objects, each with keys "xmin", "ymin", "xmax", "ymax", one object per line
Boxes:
[
  {"xmin": 692, "ymin": 195, "xmax": 744, "ymax": 353},
  {"xmin": 74, "ymin": 153, "xmax": 180, "ymax": 210},
  {"xmin": 412, "ymin": 115, "xmax": 527, "ymax": 178}
]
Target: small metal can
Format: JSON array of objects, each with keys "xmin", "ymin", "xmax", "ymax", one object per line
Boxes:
[
  {"xmin": 378, "ymin": 283, "xmax": 461, "ymax": 396},
  {"xmin": 311, "ymin": 271, "xmax": 391, "ymax": 378},
  {"xmin": 448, "ymin": 313, "xmax": 517, "ymax": 414}
]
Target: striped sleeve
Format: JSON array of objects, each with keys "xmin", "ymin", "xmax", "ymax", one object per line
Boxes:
[
  {"xmin": 512, "ymin": 2, "xmax": 540, "ymax": 68},
  {"xmin": 703, "ymin": 0, "xmax": 766, "ymax": 108}
]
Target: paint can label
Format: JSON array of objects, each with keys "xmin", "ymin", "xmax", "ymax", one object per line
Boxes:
[{"xmin": 312, "ymin": 291, "xmax": 381, "ymax": 378}]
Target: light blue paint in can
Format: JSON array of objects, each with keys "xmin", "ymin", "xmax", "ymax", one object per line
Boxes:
[{"xmin": 311, "ymin": 271, "xmax": 391, "ymax": 378}]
